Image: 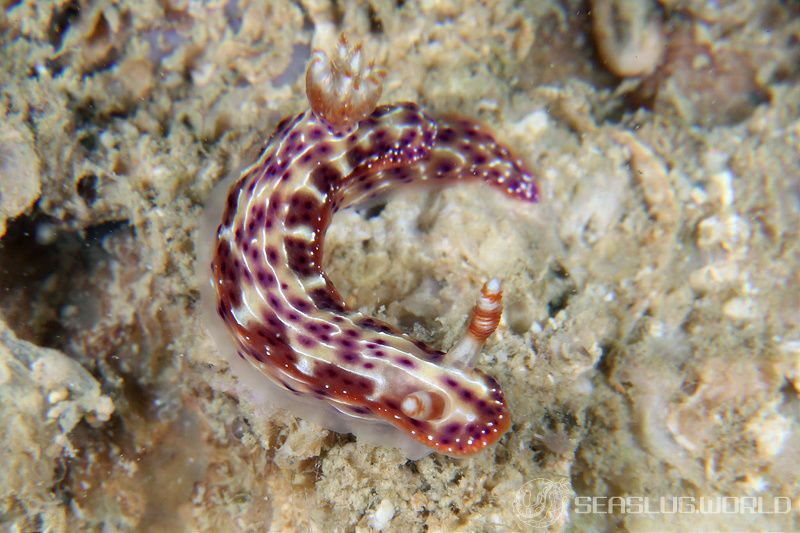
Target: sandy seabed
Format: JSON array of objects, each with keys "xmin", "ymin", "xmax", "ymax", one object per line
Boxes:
[{"xmin": 1, "ymin": 1, "xmax": 798, "ymax": 531}]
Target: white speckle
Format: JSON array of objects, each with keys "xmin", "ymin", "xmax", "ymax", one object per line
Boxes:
[
  {"xmin": 710, "ymin": 170, "xmax": 735, "ymax": 208},
  {"xmin": 296, "ymin": 357, "xmax": 313, "ymax": 376},
  {"xmin": 722, "ymin": 297, "xmax": 758, "ymax": 322},
  {"xmin": 48, "ymin": 388, "xmax": 69, "ymax": 404},
  {"xmin": 690, "ymin": 186, "xmax": 708, "ymax": 205},
  {"xmin": 740, "ymin": 474, "xmax": 769, "ymax": 493},
  {"xmin": 747, "ymin": 412, "xmax": 791, "ymax": 458},
  {"xmin": 369, "ymin": 499, "xmax": 395, "ymax": 531},
  {"xmin": 648, "ymin": 320, "xmax": 665, "ymax": 337},
  {"xmin": 512, "ymin": 109, "xmax": 550, "ymax": 139},
  {"xmin": 35, "ymin": 222, "xmax": 58, "ymax": 245}
]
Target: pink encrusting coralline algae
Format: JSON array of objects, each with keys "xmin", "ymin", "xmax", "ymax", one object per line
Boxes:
[{"xmin": 206, "ymin": 36, "xmax": 538, "ymax": 457}]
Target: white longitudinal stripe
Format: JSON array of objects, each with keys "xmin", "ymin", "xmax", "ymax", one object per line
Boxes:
[{"xmin": 209, "ymin": 41, "xmax": 541, "ymax": 458}]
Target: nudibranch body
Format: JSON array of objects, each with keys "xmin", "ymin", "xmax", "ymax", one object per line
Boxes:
[{"xmin": 208, "ymin": 37, "xmax": 538, "ymax": 458}]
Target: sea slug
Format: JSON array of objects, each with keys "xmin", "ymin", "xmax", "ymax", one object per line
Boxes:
[{"xmin": 207, "ymin": 36, "xmax": 538, "ymax": 457}]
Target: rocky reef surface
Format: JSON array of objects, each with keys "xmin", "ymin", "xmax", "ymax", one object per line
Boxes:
[{"xmin": 0, "ymin": 1, "xmax": 798, "ymax": 531}]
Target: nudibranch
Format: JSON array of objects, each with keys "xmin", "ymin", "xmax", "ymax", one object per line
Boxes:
[{"xmin": 208, "ymin": 36, "xmax": 538, "ymax": 458}]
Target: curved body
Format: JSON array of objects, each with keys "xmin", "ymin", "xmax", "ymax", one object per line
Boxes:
[{"xmin": 209, "ymin": 39, "xmax": 538, "ymax": 457}]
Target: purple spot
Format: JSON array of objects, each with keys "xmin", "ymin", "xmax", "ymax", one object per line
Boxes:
[
  {"xmin": 341, "ymin": 352, "xmax": 360, "ymax": 363},
  {"xmin": 402, "ymin": 111, "xmax": 421, "ymax": 125},
  {"xmin": 292, "ymin": 298, "xmax": 311, "ymax": 312},
  {"xmin": 299, "ymin": 336, "xmax": 316, "ymax": 348},
  {"xmin": 438, "ymin": 128, "xmax": 456, "ymax": 143},
  {"xmin": 437, "ymin": 160, "xmax": 455, "ymax": 174},
  {"xmin": 315, "ymin": 143, "xmax": 332, "ymax": 157},
  {"xmin": 310, "ymin": 163, "xmax": 342, "ymax": 192},
  {"xmin": 338, "ymin": 338, "xmax": 355, "ymax": 349},
  {"xmin": 308, "ymin": 287, "xmax": 345, "ymax": 312},
  {"xmin": 397, "ymin": 357, "xmax": 415, "ymax": 368}
]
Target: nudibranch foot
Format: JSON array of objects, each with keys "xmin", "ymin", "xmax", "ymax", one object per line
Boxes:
[{"xmin": 205, "ymin": 36, "xmax": 538, "ymax": 458}]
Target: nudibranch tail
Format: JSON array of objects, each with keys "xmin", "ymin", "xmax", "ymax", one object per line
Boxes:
[
  {"xmin": 209, "ymin": 36, "xmax": 538, "ymax": 457},
  {"xmin": 443, "ymin": 279, "xmax": 504, "ymax": 369},
  {"xmin": 306, "ymin": 34, "xmax": 387, "ymax": 133}
]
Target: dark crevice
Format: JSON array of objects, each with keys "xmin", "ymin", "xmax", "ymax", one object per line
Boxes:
[
  {"xmin": 48, "ymin": 0, "xmax": 81, "ymax": 49},
  {"xmin": 361, "ymin": 202, "xmax": 386, "ymax": 220},
  {"xmin": 77, "ymin": 174, "xmax": 99, "ymax": 205},
  {"xmin": 594, "ymin": 341, "xmax": 619, "ymax": 380},
  {"xmin": 367, "ymin": 3, "xmax": 384, "ymax": 34},
  {"xmin": 0, "ymin": 212, "xmax": 131, "ymax": 348},
  {"xmin": 329, "ymin": 0, "xmax": 344, "ymax": 27},
  {"xmin": 547, "ymin": 290, "xmax": 571, "ymax": 317}
]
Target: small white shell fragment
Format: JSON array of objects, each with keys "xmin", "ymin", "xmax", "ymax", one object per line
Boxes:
[
  {"xmin": 368, "ymin": 499, "xmax": 395, "ymax": 532},
  {"xmin": 48, "ymin": 387, "xmax": 69, "ymax": 404},
  {"xmin": 709, "ymin": 170, "xmax": 735, "ymax": 208},
  {"xmin": 722, "ymin": 297, "xmax": 758, "ymax": 322},
  {"xmin": 512, "ymin": 109, "xmax": 550, "ymax": 139},
  {"xmin": 747, "ymin": 412, "xmax": 791, "ymax": 458}
]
